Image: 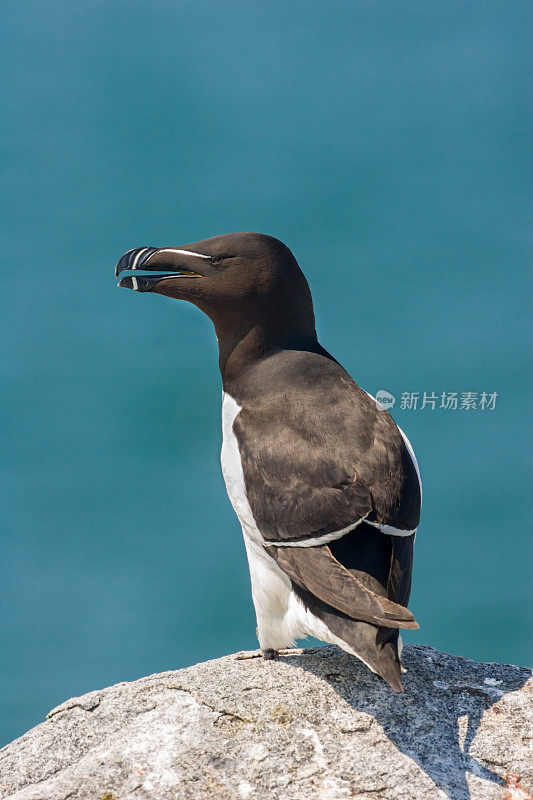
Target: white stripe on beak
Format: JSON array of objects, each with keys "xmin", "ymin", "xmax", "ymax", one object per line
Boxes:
[
  {"xmin": 132, "ymin": 276, "xmax": 139, "ymax": 290},
  {"xmin": 131, "ymin": 247, "xmax": 151, "ymax": 270}
]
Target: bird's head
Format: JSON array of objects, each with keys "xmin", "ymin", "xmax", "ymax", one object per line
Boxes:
[{"xmin": 116, "ymin": 232, "xmax": 317, "ymax": 375}]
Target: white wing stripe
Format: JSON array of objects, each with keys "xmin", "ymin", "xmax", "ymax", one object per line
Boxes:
[
  {"xmin": 265, "ymin": 518, "xmax": 416, "ymax": 547},
  {"xmin": 264, "ymin": 519, "xmax": 365, "ymax": 548},
  {"xmin": 365, "ymin": 520, "xmax": 416, "ymax": 537}
]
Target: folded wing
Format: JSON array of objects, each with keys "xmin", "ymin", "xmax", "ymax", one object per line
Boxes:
[{"xmin": 266, "ymin": 542, "xmax": 418, "ymax": 629}]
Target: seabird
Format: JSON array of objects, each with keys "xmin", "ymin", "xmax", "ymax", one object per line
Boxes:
[{"xmin": 115, "ymin": 233, "xmax": 421, "ymax": 691}]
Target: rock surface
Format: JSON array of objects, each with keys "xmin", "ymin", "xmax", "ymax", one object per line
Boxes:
[{"xmin": 0, "ymin": 644, "xmax": 531, "ymax": 800}]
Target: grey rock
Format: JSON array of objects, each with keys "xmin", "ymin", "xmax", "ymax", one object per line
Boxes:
[{"xmin": 0, "ymin": 645, "xmax": 531, "ymax": 800}]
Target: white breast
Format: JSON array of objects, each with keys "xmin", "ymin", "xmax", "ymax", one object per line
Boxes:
[{"xmin": 220, "ymin": 393, "xmax": 264, "ymax": 545}]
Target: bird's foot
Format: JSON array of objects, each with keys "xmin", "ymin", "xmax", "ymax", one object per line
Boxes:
[
  {"xmin": 235, "ymin": 650, "xmax": 263, "ymax": 660},
  {"xmin": 235, "ymin": 647, "xmax": 305, "ymax": 661},
  {"xmin": 261, "ymin": 648, "xmax": 278, "ymax": 660}
]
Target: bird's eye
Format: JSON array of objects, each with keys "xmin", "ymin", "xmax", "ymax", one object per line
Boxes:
[{"xmin": 210, "ymin": 255, "xmax": 222, "ymax": 265}]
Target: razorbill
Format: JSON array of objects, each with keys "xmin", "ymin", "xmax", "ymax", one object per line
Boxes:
[{"xmin": 115, "ymin": 233, "xmax": 421, "ymax": 691}]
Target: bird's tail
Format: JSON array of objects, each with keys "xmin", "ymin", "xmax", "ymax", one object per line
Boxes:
[
  {"xmin": 284, "ymin": 526, "xmax": 417, "ymax": 691},
  {"xmin": 292, "ymin": 582, "xmax": 405, "ymax": 691}
]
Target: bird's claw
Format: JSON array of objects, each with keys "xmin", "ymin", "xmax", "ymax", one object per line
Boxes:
[{"xmin": 261, "ymin": 648, "xmax": 278, "ymax": 660}]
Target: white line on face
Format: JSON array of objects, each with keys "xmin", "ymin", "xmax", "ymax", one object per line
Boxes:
[
  {"xmin": 131, "ymin": 247, "xmax": 151, "ymax": 270},
  {"xmin": 147, "ymin": 248, "xmax": 212, "ymax": 262}
]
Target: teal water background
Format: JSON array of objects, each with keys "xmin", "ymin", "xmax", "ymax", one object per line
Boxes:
[{"xmin": 1, "ymin": 1, "xmax": 530, "ymax": 747}]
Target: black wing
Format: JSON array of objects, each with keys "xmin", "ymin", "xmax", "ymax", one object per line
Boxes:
[
  {"xmin": 233, "ymin": 355, "xmax": 420, "ymax": 544},
  {"xmin": 230, "ymin": 350, "xmax": 420, "ymax": 633}
]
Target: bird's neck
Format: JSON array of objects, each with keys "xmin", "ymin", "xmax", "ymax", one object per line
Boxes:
[{"xmin": 215, "ymin": 318, "xmax": 320, "ymax": 390}]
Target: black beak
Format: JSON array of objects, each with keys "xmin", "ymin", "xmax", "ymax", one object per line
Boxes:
[
  {"xmin": 115, "ymin": 247, "xmax": 160, "ymax": 278},
  {"xmin": 115, "ymin": 246, "xmax": 204, "ymax": 292}
]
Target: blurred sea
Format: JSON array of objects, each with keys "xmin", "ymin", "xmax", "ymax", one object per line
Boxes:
[{"xmin": 1, "ymin": 0, "xmax": 530, "ymax": 746}]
